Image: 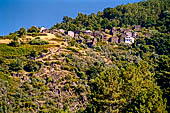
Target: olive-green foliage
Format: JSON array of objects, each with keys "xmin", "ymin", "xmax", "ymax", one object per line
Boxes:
[
  {"xmin": 9, "ymin": 35, "xmax": 21, "ymax": 47},
  {"xmin": 29, "ymin": 39, "xmax": 49, "ymax": 45},
  {"xmin": 133, "ymin": 33, "xmax": 170, "ymax": 55},
  {"xmin": 9, "ymin": 59, "xmax": 23, "ymax": 71},
  {"xmin": 84, "ymin": 62, "xmax": 166, "ymax": 113},
  {"xmin": 27, "ymin": 26, "xmax": 40, "ymax": 33},
  {"xmin": 66, "ymin": 47, "xmax": 79, "ymax": 53},
  {"xmin": 0, "ymin": 44, "xmax": 49, "ymax": 57},
  {"xmin": 52, "ymin": 0, "xmax": 170, "ymax": 33},
  {"xmin": 9, "ymin": 41, "xmax": 20, "ymax": 47},
  {"xmin": 18, "ymin": 27, "xmax": 27, "ymax": 37},
  {"xmin": 155, "ymin": 55, "xmax": 170, "ymax": 111},
  {"xmin": 29, "ymin": 50, "xmax": 39, "ymax": 58},
  {"xmin": 24, "ymin": 61, "xmax": 41, "ymax": 72}
]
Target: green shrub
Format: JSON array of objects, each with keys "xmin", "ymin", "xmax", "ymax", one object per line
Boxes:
[
  {"xmin": 66, "ymin": 47, "xmax": 79, "ymax": 53},
  {"xmin": 56, "ymin": 45, "xmax": 60, "ymax": 47},
  {"xmin": 27, "ymin": 26, "xmax": 40, "ymax": 33},
  {"xmin": 65, "ymin": 57, "xmax": 71, "ymax": 63},
  {"xmin": 95, "ymin": 46, "xmax": 101, "ymax": 51},
  {"xmin": 9, "ymin": 59, "xmax": 23, "ymax": 71},
  {"xmin": 9, "ymin": 41, "xmax": 20, "ymax": 47},
  {"xmin": 60, "ymin": 53, "xmax": 66, "ymax": 57},
  {"xmin": 24, "ymin": 61, "xmax": 40, "ymax": 72},
  {"xmin": 41, "ymin": 48, "xmax": 48, "ymax": 53},
  {"xmin": 32, "ymin": 33, "xmax": 38, "ymax": 37},
  {"xmin": 77, "ymin": 71, "xmax": 86, "ymax": 79},
  {"xmin": 29, "ymin": 39, "xmax": 49, "ymax": 45},
  {"xmin": 44, "ymin": 62, "xmax": 50, "ymax": 66},
  {"xmin": 55, "ymin": 61, "xmax": 61, "ymax": 65},
  {"xmin": 35, "ymin": 37, "xmax": 40, "ymax": 39},
  {"xmin": 30, "ymin": 50, "xmax": 38, "ymax": 58},
  {"xmin": 0, "ymin": 57, "xmax": 4, "ymax": 64},
  {"xmin": 61, "ymin": 65, "xmax": 73, "ymax": 71},
  {"xmin": 63, "ymin": 83, "xmax": 70, "ymax": 91}
]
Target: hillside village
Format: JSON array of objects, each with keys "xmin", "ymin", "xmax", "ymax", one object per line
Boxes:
[
  {"xmin": 39, "ymin": 25, "xmax": 152, "ymax": 46},
  {"xmin": 0, "ymin": 25, "xmax": 152, "ymax": 47}
]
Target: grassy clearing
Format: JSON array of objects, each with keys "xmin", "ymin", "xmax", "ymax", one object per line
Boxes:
[
  {"xmin": 0, "ymin": 44, "xmax": 52, "ymax": 57},
  {"xmin": 0, "ymin": 39, "xmax": 12, "ymax": 44}
]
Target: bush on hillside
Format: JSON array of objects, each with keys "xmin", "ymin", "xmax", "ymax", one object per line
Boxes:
[
  {"xmin": 24, "ymin": 61, "xmax": 40, "ymax": 72},
  {"xmin": 29, "ymin": 39, "xmax": 49, "ymax": 45},
  {"xmin": 9, "ymin": 41, "xmax": 20, "ymax": 47}
]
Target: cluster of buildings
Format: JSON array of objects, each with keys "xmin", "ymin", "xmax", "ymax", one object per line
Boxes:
[{"xmin": 40, "ymin": 25, "xmax": 152, "ymax": 47}]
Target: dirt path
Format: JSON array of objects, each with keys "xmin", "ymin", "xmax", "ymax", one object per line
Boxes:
[{"xmin": 0, "ymin": 39, "xmax": 12, "ymax": 44}]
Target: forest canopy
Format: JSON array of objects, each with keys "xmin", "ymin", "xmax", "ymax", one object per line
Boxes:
[{"xmin": 52, "ymin": 0, "xmax": 170, "ymax": 33}]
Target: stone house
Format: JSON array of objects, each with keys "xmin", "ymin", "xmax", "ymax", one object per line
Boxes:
[
  {"xmin": 134, "ymin": 25, "xmax": 141, "ymax": 31},
  {"xmin": 119, "ymin": 34, "xmax": 126, "ymax": 43},
  {"xmin": 68, "ymin": 31, "xmax": 75, "ymax": 37},
  {"xmin": 74, "ymin": 30, "xmax": 81, "ymax": 34},
  {"xmin": 121, "ymin": 34, "xmax": 126, "ymax": 38},
  {"xmin": 76, "ymin": 39, "xmax": 83, "ymax": 44},
  {"xmin": 93, "ymin": 31, "xmax": 103, "ymax": 39},
  {"xmin": 133, "ymin": 32, "xmax": 139, "ymax": 38},
  {"xmin": 120, "ymin": 28, "xmax": 125, "ymax": 33},
  {"xmin": 83, "ymin": 30, "xmax": 93, "ymax": 36},
  {"xmin": 111, "ymin": 27, "xmax": 118, "ymax": 35},
  {"xmin": 125, "ymin": 32, "xmax": 132, "ymax": 37},
  {"xmin": 86, "ymin": 39, "xmax": 93, "ymax": 47},
  {"xmin": 112, "ymin": 27, "xmax": 117, "ymax": 31},
  {"xmin": 40, "ymin": 27, "xmax": 48, "ymax": 33},
  {"xmin": 119, "ymin": 37, "xmax": 124, "ymax": 43},
  {"xmin": 94, "ymin": 31, "xmax": 101, "ymax": 36},
  {"xmin": 86, "ymin": 38, "xmax": 97, "ymax": 47},
  {"xmin": 74, "ymin": 31, "xmax": 81, "ymax": 37},
  {"xmin": 102, "ymin": 35, "xmax": 108, "ymax": 43},
  {"xmin": 74, "ymin": 33, "xmax": 79, "ymax": 37},
  {"xmin": 124, "ymin": 29, "xmax": 131, "ymax": 32},
  {"xmin": 42, "ymin": 29, "xmax": 49, "ymax": 33},
  {"xmin": 50, "ymin": 29, "xmax": 58, "ymax": 34},
  {"xmin": 108, "ymin": 36, "xmax": 119, "ymax": 43},
  {"xmin": 145, "ymin": 33, "xmax": 152, "ymax": 38},
  {"xmin": 125, "ymin": 36, "xmax": 135, "ymax": 44},
  {"xmin": 104, "ymin": 29, "xmax": 110, "ymax": 34},
  {"xmin": 92, "ymin": 38, "xmax": 97, "ymax": 46},
  {"xmin": 59, "ymin": 29, "xmax": 65, "ymax": 34}
]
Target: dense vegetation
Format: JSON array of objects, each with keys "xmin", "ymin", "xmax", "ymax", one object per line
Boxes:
[
  {"xmin": 52, "ymin": 0, "xmax": 170, "ymax": 32},
  {"xmin": 0, "ymin": 0, "xmax": 169, "ymax": 112}
]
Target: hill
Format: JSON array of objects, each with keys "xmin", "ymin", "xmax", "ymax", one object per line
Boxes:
[{"xmin": 0, "ymin": 0, "xmax": 170, "ymax": 112}]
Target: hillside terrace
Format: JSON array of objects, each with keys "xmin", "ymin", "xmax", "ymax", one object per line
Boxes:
[{"xmin": 40, "ymin": 25, "xmax": 152, "ymax": 46}]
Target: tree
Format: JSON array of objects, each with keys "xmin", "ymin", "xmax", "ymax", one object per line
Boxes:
[
  {"xmin": 18, "ymin": 27, "xmax": 27, "ymax": 37},
  {"xmin": 101, "ymin": 18, "xmax": 111, "ymax": 29},
  {"xmin": 27, "ymin": 26, "xmax": 40, "ymax": 33},
  {"xmin": 30, "ymin": 50, "xmax": 38, "ymax": 58},
  {"xmin": 51, "ymin": 0, "xmax": 169, "ymax": 33},
  {"xmin": 84, "ymin": 61, "xmax": 166, "ymax": 112},
  {"xmin": 155, "ymin": 55, "xmax": 170, "ymax": 111},
  {"xmin": 9, "ymin": 59, "xmax": 23, "ymax": 71},
  {"xmin": 24, "ymin": 61, "xmax": 40, "ymax": 72},
  {"xmin": 29, "ymin": 39, "xmax": 49, "ymax": 45},
  {"xmin": 9, "ymin": 35, "xmax": 20, "ymax": 47}
]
